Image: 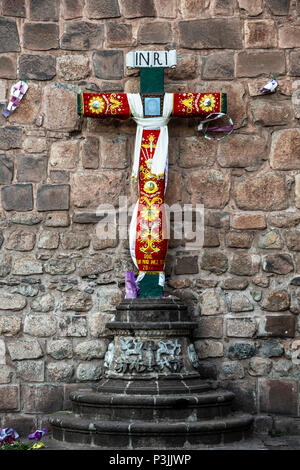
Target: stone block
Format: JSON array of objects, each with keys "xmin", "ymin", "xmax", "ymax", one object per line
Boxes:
[
  {"xmin": 1, "ymin": 184, "xmax": 33, "ymax": 211},
  {"xmin": 230, "ymin": 253, "xmax": 260, "ymax": 276},
  {"xmin": 202, "ymin": 51, "xmax": 234, "ymax": 80},
  {"xmin": 259, "ymin": 379, "xmax": 298, "ymax": 415},
  {"xmin": 24, "ymin": 314, "xmax": 57, "ymax": 337},
  {"xmin": 188, "ymin": 169, "xmax": 230, "ymax": 209},
  {"xmin": 44, "ymin": 258, "xmax": 75, "ymax": 275},
  {"xmin": 0, "ymin": 365, "xmax": 13, "ymax": 383},
  {"xmin": 23, "ymin": 23, "xmax": 59, "ymax": 50},
  {"xmin": 82, "ymin": 137, "xmax": 99, "ymax": 169},
  {"xmin": 86, "ymin": 0, "xmax": 120, "ymax": 18},
  {"xmin": 266, "ymin": 0, "xmax": 290, "ymax": 14},
  {"xmin": 62, "ymin": 0, "xmax": 83, "ymax": 19},
  {"xmin": 100, "ymin": 135, "xmax": 128, "ymax": 169},
  {"xmin": 268, "ymin": 213, "xmax": 300, "ymax": 228},
  {"xmin": 74, "ymin": 340, "xmax": 107, "ymax": 360},
  {"xmin": 106, "ymin": 22, "xmax": 132, "ymax": 46},
  {"xmin": 201, "ymin": 250, "xmax": 228, "ymax": 274},
  {"xmin": 194, "ymin": 316, "xmax": 223, "ymax": 338},
  {"xmin": 88, "ymin": 312, "xmax": 115, "ymax": 337},
  {"xmin": 177, "ymin": 136, "xmax": 216, "ymax": 168},
  {"xmin": 227, "ymin": 318, "xmax": 257, "ymax": 337},
  {"xmin": 60, "ymin": 232, "xmax": 90, "ymax": 250},
  {"xmin": 50, "ymin": 170, "xmax": 70, "ymax": 184},
  {"xmin": 2, "ymin": 0, "xmax": 26, "ymax": 17},
  {"xmin": 45, "ymin": 212, "xmax": 70, "ymax": 227},
  {"xmin": 290, "ymin": 50, "xmax": 300, "ymax": 75},
  {"xmin": 96, "ymin": 285, "xmax": 122, "ymax": 311},
  {"xmin": 0, "ymin": 18, "xmax": 20, "ymax": 52},
  {"xmin": 37, "ymin": 185, "xmax": 70, "ymax": 211},
  {"xmin": 57, "ymin": 55, "xmax": 90, "ymax": 81},
  {"xmin": 119, "ymin": 0, "xmax": 156, "ymax": 18},
  {"xmin": 76, "ymin": 363, "xmax": 102, "ymax": 381},
  {"xmin": 0, "ymin": 55, "xmax": 17, "ymax": 79},
  {"xmin": 15, "ymin": 360, "xmax": 44, "ymax": 382},
  {"xmin": 0, "ymin": 316, "xmax": 21, "ymax": 336},
  {"xmin": 175, "ymin": 256, "xmax": 198, "ymax": 275},
  {"xmin": 279, "ymin": 22, "xmax": 300, "ymax": 48},
  {"xmin": 23, "ymin": 136, "xmax": 47, "ymax": 153},
  {"xmin": 8, "ymin": 339, "xmax": 43, "ymax": 360},
  {"xmin": 43, "ymin": 84, "xmax": 79, "ymax": 130},
  {"xmin": 138, "ymin": 22, "xmax": 172, "ymax": 44},
  {"xmin": 218, "ymin": 134, "xmax": 266, "ymax": 169},
  {"xmin": 92, "ymin": 50, "xmax": 123, "ymax": 79},
  {"xmin": 245, "ymin": 20, "xmax": 277, "ymax": 48},
  {"xmin": 18, "ymin": 54, "xmax": 56, "ymax": 80},
  {"xmin": 258, "ymin": 230, "xmax": 283, "ymax": 250},
  {"xmin": 0, "ymin": 293, "xmax": 26, "ymax": 311},
  {"xmin": 77, "ymin": 254, "xmax": 113, "ymax": 277},
  {"xmin": 219, "ymin": 361, "xmax": 245, "ymax": 380},
  {"xmin": 249, "ymin": 357, "xmax": 272, "ymax": 376},
  {"xmin": 230, "ymin": 294, "xmax": 254, "ymax": 312},
  {"xmin": 199, "ymin": 289, "xmax": 227, "ymax": 316},
  {"xmin": 38, "ymin": 231, "xmax": 60, "ymax": 249},
  {"xmin": 6, "ymin": 230, "xmax": 36, "ymax": 251},
  {"xmin": 17, "ymin": 154, "xmax": 47, "ymax": 183},
  {"xmin": 233, "ymin": 172, "xmax": 288, "ymax": 211},
  {"xmin": 22, "ymin": 384, "xmax": 64, "ymax": 413},
  {"xmin": 0, "ymin": 126, "xmax": 22, "ymax": 150},
  {"xmin": 236, "ymin": 51, "xmax": 285, "ymax": 77},
  {"xmin": 61, "ymin": 21, "xmax": 104, "ymax": 50},
  {"xmin": 47, "ymin": 363, "xmax": 74, "ymax": 382},
  {"xmin": 228, "ymin": 342, "xmax": 255, "ymax": 360},
  {"xmin": 226, "ymin": 231, "xmax": 253, "ymax": 249},
  {"xmin": 179, "ymin": 18, "xmax": 242, "ymax": 49},
  {"xmin": 47, "ymin": 340, "xmax": 73, "ymax": 359},
  {"xmin": 50, "ymin": 140, "xmax": 80, "ymax": 170},
  {"xmin": 262, "ymin": 254, "xmax": 294, "ymax": 274},
  {"xmin": 231, "ymin": 213, "xmax": 266, "ymax": 230},
  {"xmin": 12, "ymin": 255, "xmax": 43, "ymax": 275},
  {"xmin": 251, "ymin": 101, "xmax": 291, "ymax": 127},
  {"xmin": 195, "ymin": 340, "xmax": 223, "ymax": 358},
  {"xmin": 220, "ymin": 278, "xmax": 249, "ymax": 290},
  {"xmin": 237, "ymin": 0, "xmax": 263, "ymax": 16},
  {"xmin": 31, "ymin": 293, "xmax": 55, "ymax": 312},
  {"xmin": 270, "ymin": 129, "xmax": 300, "ymax": 170},
  {"xmin": 60, "ymin": 291, "xmax": 92, "ymax": 312},
  {"xmin": 29, "ymin": 0, "xmax": 59, "ymax": 20},
  {"xmin": 0, "ymin": 154, "xmax": 13, "ymax": 184},
  {"xmin": 264, "ymin": 315, "xmax": 295, "ymax": 337},
  {"xmin": 58, "ymin": 315, "xmax": 87, "ymax": 337},
  {"xmin": 72, "ymin": 172, "xmax": 124, "ymax": 208},
  {"xmin": 0, "ymin": 385, "xmax": 19, "ymax": 410}
]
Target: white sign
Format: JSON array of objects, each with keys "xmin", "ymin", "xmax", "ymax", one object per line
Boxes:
[{"xmin": 126, "ymin": 50, "xmax": 177, "ymax": 68}]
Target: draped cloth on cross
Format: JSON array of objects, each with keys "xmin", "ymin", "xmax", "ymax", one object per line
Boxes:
[{"xmin": 78, "ymin": 90, "xmax": 227, "ymax": 294}]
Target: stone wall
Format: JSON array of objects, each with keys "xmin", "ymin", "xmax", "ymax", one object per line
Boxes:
[{"xmin": 1, "ymin": 0, "xmax": 300, "ymax": 433}]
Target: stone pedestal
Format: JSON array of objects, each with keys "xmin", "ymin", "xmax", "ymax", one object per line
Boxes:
[{"xmin": 49, "ymin": 298, "xmax": 253, "ymax": 448}]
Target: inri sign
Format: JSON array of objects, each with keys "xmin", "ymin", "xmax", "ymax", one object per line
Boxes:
[{"xmin": 126, "ymin": 50, "xmax": 177, "ymax": 68}]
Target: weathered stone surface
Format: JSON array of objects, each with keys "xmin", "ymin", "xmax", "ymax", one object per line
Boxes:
[
  {"xmin": 23, "ymin": 384, "xmax": 64, "ymax": 413},
  {"xmin": 188, "ymin": 169, "xmax": 230, "ymax": 209},
  {"xmin": 0, "ymin": 293, "xmax": 24, "ymax": 312},
  {"xmin": 62, "ymin": 0, "xmax": 83, "ymax": 19},
  {"xmin": 258, "ymin": 230, "xmax": 283, "ymax": 249},
  {"xmin": 60, "ymin": 232, "xmax": 90, "ymax": 250},
  {"xmin": 45, "ymin": 212, "xmax": 70, "ymax": 227},
  {"xmin": 236, "ymin": 51, "xmax": 285, "ymax": 77},
  {"xmin": 0, "ymin": 365, "xmax": 13, "ymax": 383},
  {"xmin": 61, "ymin": 21, "xmax": 104, "ymax": 50},
  {"xmin": 0, "ymin": 126, "xmax": 22, "ymax": 150},
  {"xmin": 2, "ymin": 0, "xmax": 26, "ymax": 17},
  {"xmin": 194, "ymin": 317, "xmax": 223, "ymax": 339},
  {"xmin": 58, "ymin": 315, "xmax": 87, "ymax": 337},
  {"xmin": 44, "ymin": 84, "xmax": 79, "ymax": 130},
  {"xmin": 24, "ymin": 314, "xmax": 57, "ymax": 337},
  {"xmin": 6, "ymin": 230, "xmax": 36, "ymax": 251},
  {"xmin": 47, "ymin": 340, "xmax": 73, "ymax": 359},
  {"xmin": 227, "ymin": 318, "xmax": 257, "ymax": 337},
  {"xmin": 226, "ymin": 231, "xmax": 253, "ymax": 249},
  {"xmin": 0, "ymin": 386, "xmax": 19, "ymax": 410},
  {"xmin": 199, "ymin": 289, "xmax": 227, "ymax": 315},
  {"xmin": 201, "ymin": 250, "xmax": 228, "ymax": 274},
  {"xmin": 0, "ymin": 155, "xmax": 13, "ymax": 184},
  {"xmin": 233, "ymin": 173, "xmax": 288, "ymax": 211},
  {"xmin": 262, "ymin": 290, "xmax": 290, "ymax": 311},
  {"xmin": 228, "ymin": 342, "xmax": 255, "ymax": 360},
  {"xmin": 31, "ymin": 293, "xmax": 55, "ymax": 312},
  {"xmin": 252, "ymin": 101, "xmax": 291, "ymax": 127},
  {"xmin": 8, "ymin": 339, "xmax": 43, "ymax": 360},
  {"xmin": 259, "ymin": 379, "xmax": 298, "ymax": 416},
  {"xmin": 86, "ymin": 0, "xmax": 120, "ymax": 18},
  {"xmin": 245, "ymin": 20, "xmax": 277, "ymax": 48},
  {"xmin": 279, "ymin": 22, "xmax": 300, "ymax": 48},
  {"xmin": 72, "ymin": 172, "xmax": 124, "ymax": 208},
  {"xmin": 0, "ymin": 316, "xmax": 21, "ymax": 336},
  {"xmin": 106, "ymin": 22, "xmax": 132, "ymax": 46},
  {"xmin": 82, "ymin": 137, "xmax": 99, "ymax": 169},
  {"xmin": 18, "ymin": 54, "xmax": 56, "ymax": 80},
  {"xmin": 220, "ymin": 278, "xmax": 248, "ymax": 290},
  {"xmin": 23, "ymin": 23, "xmax": 59, "ymax": 50},
  {"xmin": 138, "ymin": 22, "xmax": 172, "ymax": 44},
  {"xmin": 76, "ymin": 363, "xmax": 102, "ymax": 381},
  {"xmin": 230, "ymin": 294, "xmax": 254, "ymax": 312},
  {"xmin": 96, "ymin": 285, "xmax": 122, "ymax": 312},
  {"xmin": 179, "ymin": 18, "xmax": 242, "ymax": 49},
  {"xmin": 37, "ymin": 231, "xmax": 59, "ymax": 250},
  {"xmin": 88, "ymin": 313, "xmax": 114, "ymax": 337},
  {"xmin": 219, "ymin": 361, "xmax": 245, "ymax": 380},
  {"xmin": 2, "ymin": 184, "xmax": 33, "ymax": 211},
  {"xmin": 0, "ymin": 55, "xmax": 17, "ymax": 78},
  {"xmin": 44, "ymin": 258, "xmax": 75, "ymax": 275},
  {"xmin": 12, "ymin": 255, "xmax": 43, "ymax": 275},
  {"xmin": 202, "ymin": 51, "xmax": 234, "ymax": 80},
  {"xmin": 61, "ymin": 291, "xmax": 92, "ymax": 312},
  {"xmin": 29, "ymin": 0, "xmax": 59, "ymax": 20},
  {"xmin": 100, "ymin": 136, "xmax": 128, "ymax": 169},
  {"xmin": 57, "ymin": 55, "xmax": 90, "ymax": 81},
  {"xmin": 266, "ymin": 0, "xmax": 290, "ymax": 15},
  {"xmin": 195, "ymin": 340, "xmax": 224, "ymax": 359},
  {"xmin": 37, "ymin": 185, "xmax": 70, "ymax": 211},
  {"xmin": 74, "ymin": 340, "xmax": 107, "ymax": 360},
  {"xmin": 270, "ymin": 129, "xmax": 300, "ymax": 170},
  {"xmin": 175, "ymin": 256, "xmax": 198, "ymax": 275},
  {"xmin": 218, "ymin": 134, "xmax": 266, "ymax": 169},
  {"xmin": 0, "ymin": 18, "xmax": 20, "ymax": 52},
  {"xmin": 262, "ymin": 254, "xmax": 294, "ymax": 274},
  {"xmin": 249, "ymin": 357, "xmax": 272, "ymax": 376},
  {"xmin": 119, "ymin": 0, "xmax": 156, "ymax": 18},
  {"xmin": 92, "ymin": 50, "xmax": 123, "ymax": 79},
  {"xmin": 295, "ymin": 174, "xmax": 300, "ymax": 209},
  {"xmin": 17, "ymin": 154, "xmax": 47, "ymax": 183},
  {"xmin": 47, "ymin": 363, "xmax": 74, "ymax": 382},
  {"xmin": 15, "ymin": 360, "xmax": 44, "ymax": 382},
  {"xmin": 230, "ymin": 253, "xmax": 260, "ymax": 276},
  {"xmin": 264, "ymin": 315, "xmax": 295, "ymax": 337},
  {"xmin": 231, "ymin": 213, "xmax": 266, "ymax": 230},
  {"xmin": 177, "ymin": 136, "xmax": 216, "ymax": 168},
  {"xmin": 50, "ymin": 140, "xmax": 80, "ymax": 170},
  {"xmin": 23, "ymin": 136, "xmax": 46, "ymax": 153}
]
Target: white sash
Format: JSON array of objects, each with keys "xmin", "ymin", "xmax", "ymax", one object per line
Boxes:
[{"xmin": 127, "ymin": 93, "xmax": 173, "ymax": 180}]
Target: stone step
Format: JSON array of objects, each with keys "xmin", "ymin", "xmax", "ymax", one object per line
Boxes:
[
  {"xmin": 70, "ymin": 389, "xmax": 236, "ymax": 421},
  {"xmin": 49, "ymin": 412, "xmax": 253, "ymax": 448}
]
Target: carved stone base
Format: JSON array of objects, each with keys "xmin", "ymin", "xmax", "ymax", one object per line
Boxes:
[{"xmin": 49, "ymin": 298, "xmax": 253, "ymax": 448}]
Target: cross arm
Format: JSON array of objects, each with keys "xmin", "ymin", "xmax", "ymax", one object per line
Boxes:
[
  {"xmin": 77, "ymin": 92, "xmax": 131, "ymax": 120},
  {"xmin": 172, "ymin": 92, "xmax": 227, "ymax": 117}
]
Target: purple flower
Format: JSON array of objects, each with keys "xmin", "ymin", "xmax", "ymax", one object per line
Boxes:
[
  {"xmin": 28, "ymin": 428, "xmax": 48, "ymax": 441},
  {"xmin": 0, "ymin": 428, "xmax": 19, "ymax": 445}
]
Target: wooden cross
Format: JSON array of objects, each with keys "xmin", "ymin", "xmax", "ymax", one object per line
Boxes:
[{"xmin": 78, "ymin": 50, "xmax": 227, "ymax": 298}]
